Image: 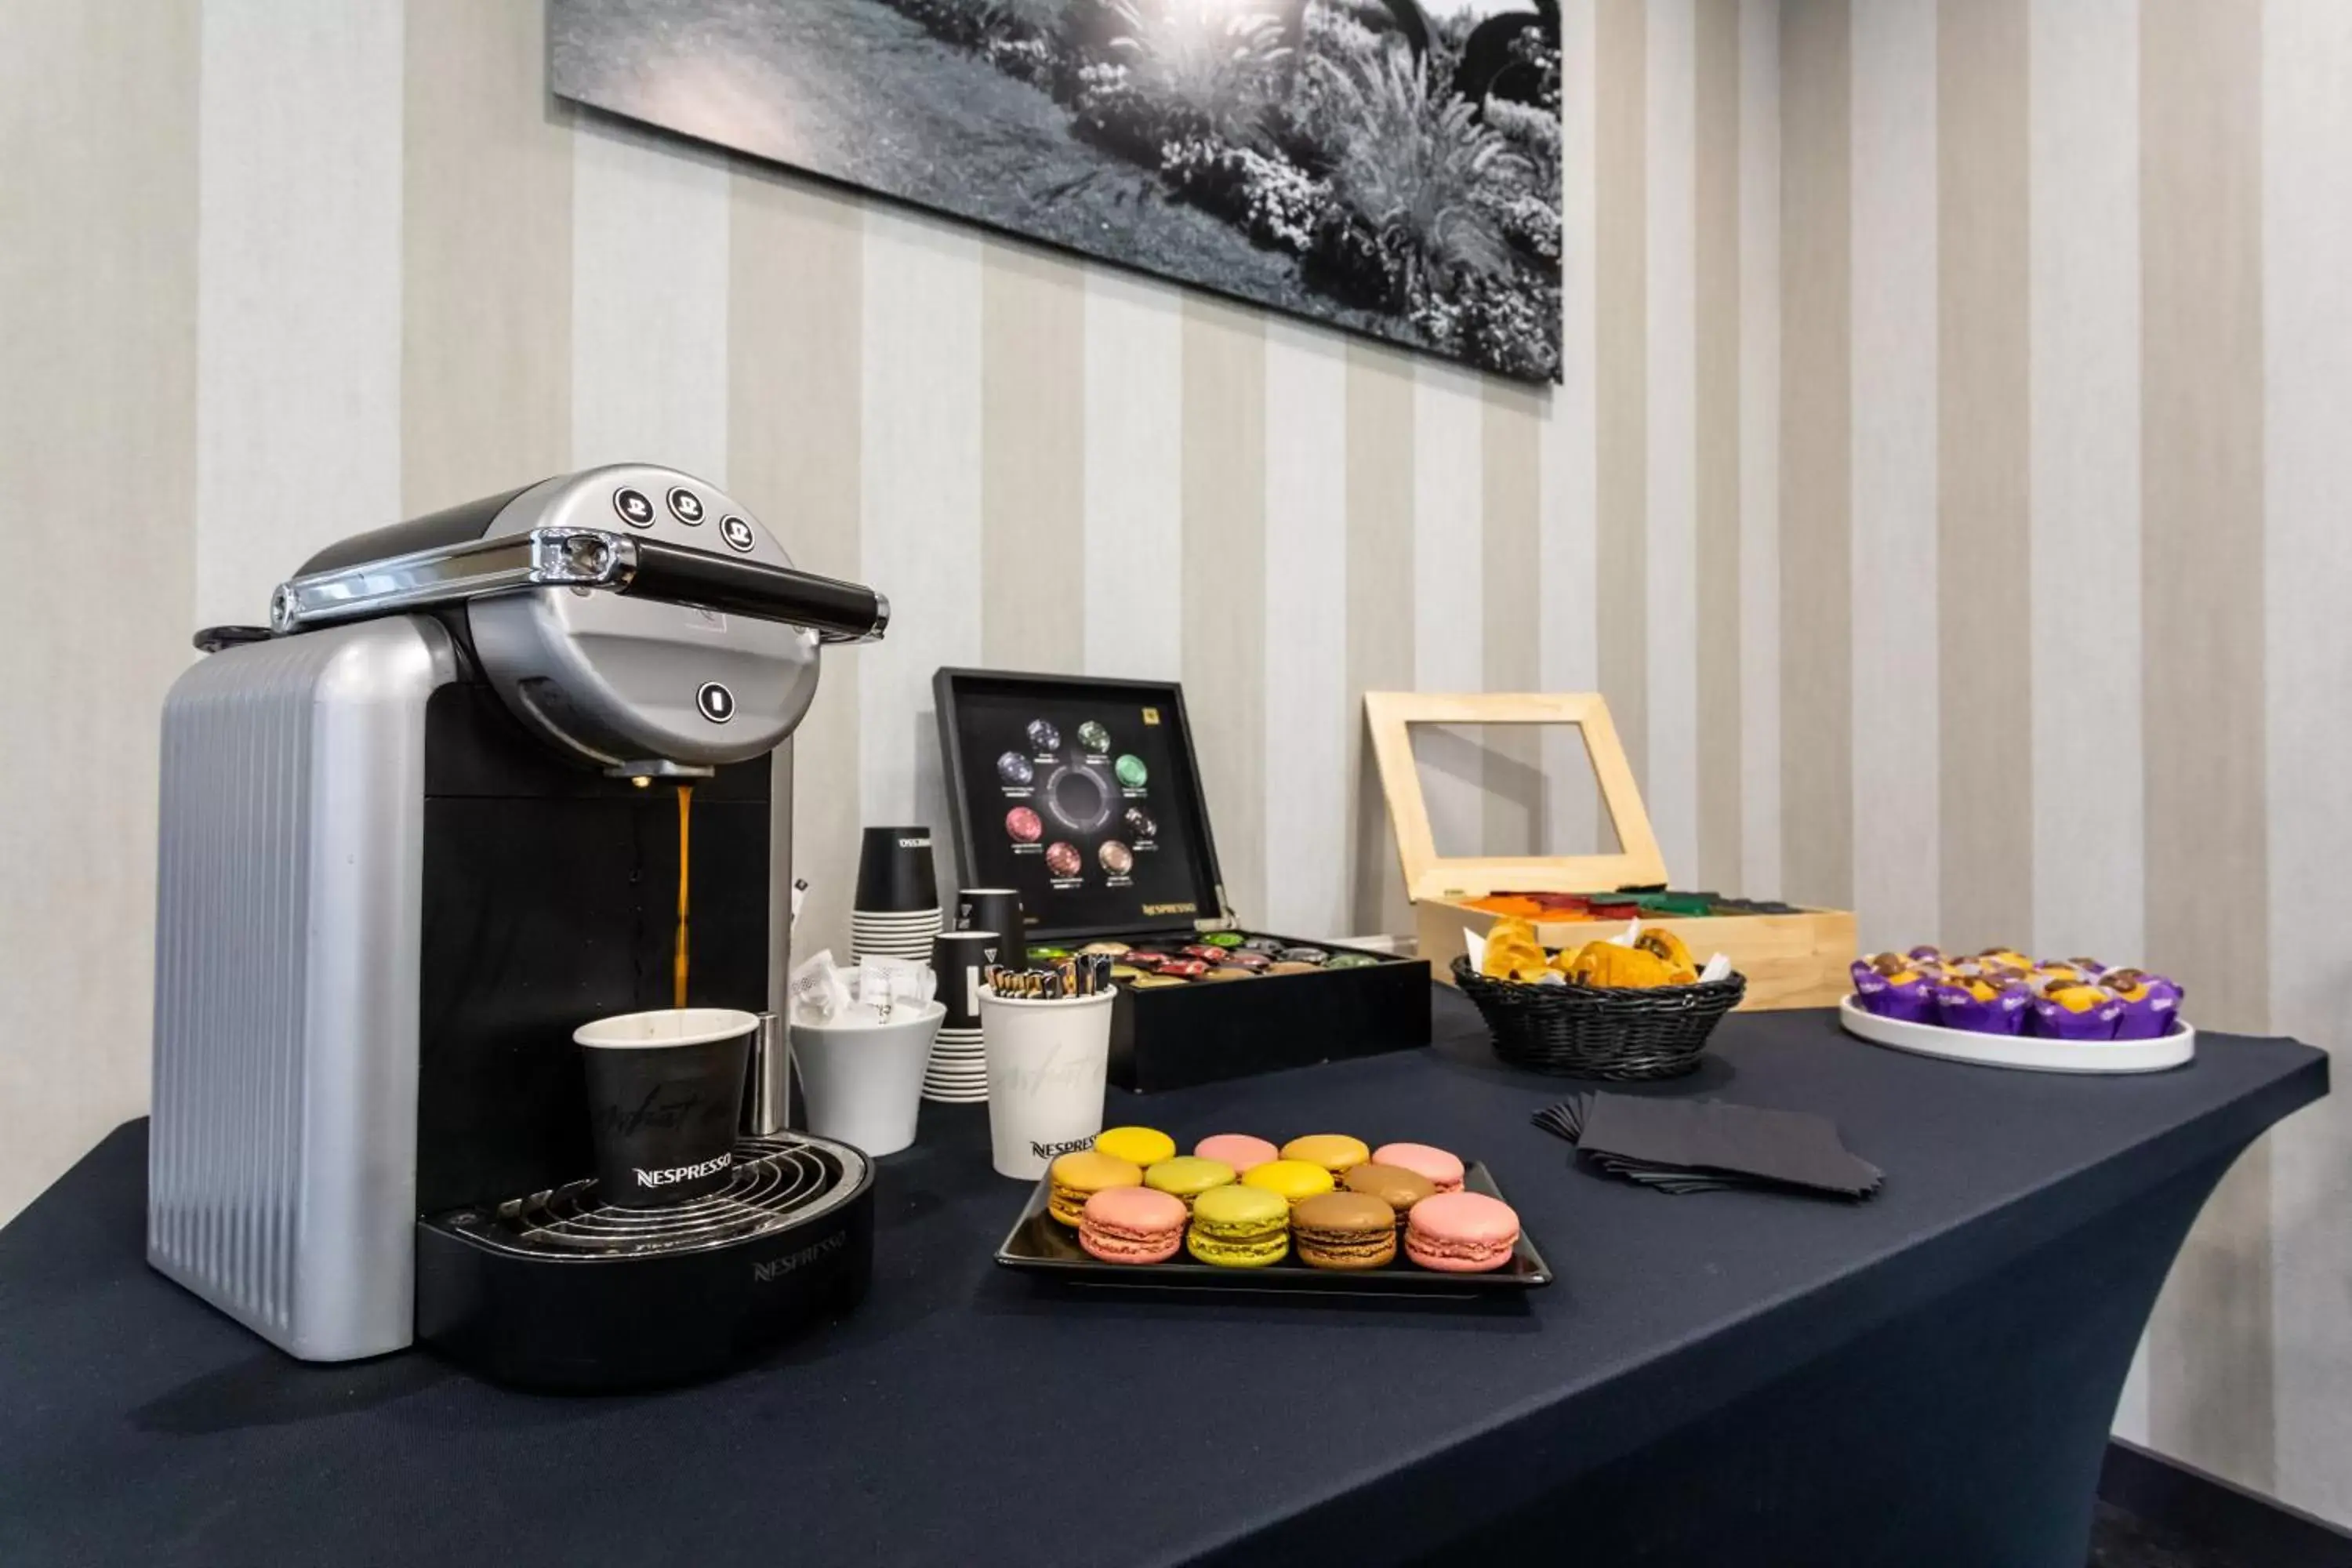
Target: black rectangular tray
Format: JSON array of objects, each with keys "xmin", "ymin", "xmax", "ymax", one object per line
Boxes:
[{"xmin": 994, "ymin": 1162, "xmax": 1552, "ymax": 1295}]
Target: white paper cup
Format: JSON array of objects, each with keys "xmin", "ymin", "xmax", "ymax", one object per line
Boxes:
[
  {"xmin": 980, "ymin": 988, "xmax": 1114, "ymax": 1179},
  {"xmin": 789, "ymin": 1001, "xmax": 944, "ymax": 1158}
]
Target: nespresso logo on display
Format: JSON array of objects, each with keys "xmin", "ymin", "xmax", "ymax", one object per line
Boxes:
[
  {"xmin": 635, "ymin": 1152, "xmax": 732, "ymax": 1189},
  {"xmin": 1030, "ymin": 1134, "xmax": 1099, "ymax": 1161},
  {"xmin": 1141, "ymin": 901, "xmax": 1197, "ymax": 916},
  {"xmin": 753, "ymin": 1231, "xmax": 848, "ymax": 1282},
  {"xmin": 898, "ymin": 837, "xmax": 931, "ymax": 850}
]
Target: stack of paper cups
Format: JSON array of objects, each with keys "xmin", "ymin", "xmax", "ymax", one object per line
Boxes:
[{"xmin": 924, "ymin": 930, "xmax": 1000, "ymax": 1103}]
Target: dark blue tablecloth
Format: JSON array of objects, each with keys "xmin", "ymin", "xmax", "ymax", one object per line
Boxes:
[{"xmin": 0, "ymin": 993, "xmax": 2323, "ymax": 1566}]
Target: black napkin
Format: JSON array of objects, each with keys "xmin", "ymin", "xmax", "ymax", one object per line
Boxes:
[{"xmin": 1534, "ymin": 1093, "xmax": 1883, "ymax": 1200}]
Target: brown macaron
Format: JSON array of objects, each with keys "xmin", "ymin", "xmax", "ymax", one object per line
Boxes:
[
  {"xmin": 1291, "ymin": 1192, "xmax": 1399, "ymax": 1271},
  {"xmin": 1343, "ymin": 1162, "xmax": 1438, "ymax": 1226}
]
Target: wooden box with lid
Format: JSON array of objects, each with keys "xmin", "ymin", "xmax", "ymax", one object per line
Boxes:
[{"xmin": 1365, "ymin": 691, "xmax": 1855, "ymax": 1010}]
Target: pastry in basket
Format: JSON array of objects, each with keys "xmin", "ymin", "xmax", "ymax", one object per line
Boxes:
[
  {"xmin": 1479, "ymin": 917, "xmax": 1553, "ymax": 983},
  {"xmin": 1930, "ymin": 975, "xmax": 2031, "ymax": 1035},
  {"xmin": 2027, "ymin": 982, "xmax": 2125, "ymax": 1041},
  {"xmin": 2099, "ymin": 969, "xmax": 2184, "ymax": 1040},
  {"xmin": 1633, "ymin": 927, "xmax": 1700, "ymax": 985},
  {"xmin": 1850, "ymin": 956, "xmax": 1937, "ymax": 1024},
  {"xmin": 1558, "ymin": 940, "xmax": 1681, "ymax": 989}
]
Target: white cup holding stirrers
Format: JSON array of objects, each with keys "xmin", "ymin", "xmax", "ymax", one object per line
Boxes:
[
  {"xmin": 790, "ymin": 1001, "xmax": 944, "ymax": 1158},
  {"xmin": 980, "ymin": 986, "xmax": 1114, "ymax": 1180}
]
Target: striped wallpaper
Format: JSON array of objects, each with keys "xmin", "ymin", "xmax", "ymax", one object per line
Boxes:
[{"xmin": 5, "ymin": 0, "xmax": 2350, "ymax": 1524}]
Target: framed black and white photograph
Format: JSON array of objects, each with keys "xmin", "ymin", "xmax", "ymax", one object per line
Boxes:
[{"xmin": 550, "ymin": 1, "xmax": 1564, "ymax": 383}]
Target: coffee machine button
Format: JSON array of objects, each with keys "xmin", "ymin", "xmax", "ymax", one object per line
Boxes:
[
  {"xmin": 612, "ymin": 487, "xmax": 656, "ymax": 528},
  {"xmin": 666, "ymin": 486, "xmax": 706, "ymax": 524},
  {"xmin": 718, "ymin": 515, "xmax": 757, "ymax": 553},
  {"xmin": 696, "ymin": 681, "xmax": 736, "ymax": 724}
]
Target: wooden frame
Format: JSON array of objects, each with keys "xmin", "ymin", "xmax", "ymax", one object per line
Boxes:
[{"xmin": 1363, "ymin": 691, "xmax": 1669, "ymax": 901}]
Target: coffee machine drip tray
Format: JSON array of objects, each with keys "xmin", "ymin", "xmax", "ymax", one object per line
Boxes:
[
  {"xmin": 415, "ymin": 1134, "xmax": 876, "ymax": 1392},
  {"xmin": 448, "ymin": 1135, "xmax": 864, "ymax": 1258}
]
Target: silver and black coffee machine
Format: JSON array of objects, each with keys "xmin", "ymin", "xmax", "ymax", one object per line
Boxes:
[{"xmin": 148, "ymin": 464, "xmax": 886, "ymax": 1390}]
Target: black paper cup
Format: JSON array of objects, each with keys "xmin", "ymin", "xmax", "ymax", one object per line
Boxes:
[
  {"xmin": 956, "ymin": 887, "xmax": 1025, "ymax": 946},
  {"xmin": 573, "ymin": 1008, "xmax": 757, "ymax": 1208},
  {"xmin": 855, "ymin": 826, "xmax": 940, "ymax": 914},
  {"xmin": 933, "ymin": 930, "xmax": 1003, "ymax": 1030}
]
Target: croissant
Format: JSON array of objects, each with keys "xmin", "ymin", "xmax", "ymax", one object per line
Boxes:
[
  {"xmin": 1635, "ymin": 927, "xmax": 1697, "ymax": 982},
  {"xmin": 1480, "ymin": 917, "xmax": 1552, "ymax": 983}
]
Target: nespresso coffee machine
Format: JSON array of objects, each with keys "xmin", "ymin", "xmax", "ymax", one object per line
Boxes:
[{"xmin": 148, "ymin": 464, "xmax": 887, "ymax": 1390}]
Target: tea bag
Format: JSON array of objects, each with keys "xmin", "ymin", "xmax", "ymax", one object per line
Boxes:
[
  {"xmin": 789, "ymin": 949, "xmax": 851, "ymax": 1024},
  {"xmin": 857, "ymin": 957, "xmax": 935, "ymax": 1022}
]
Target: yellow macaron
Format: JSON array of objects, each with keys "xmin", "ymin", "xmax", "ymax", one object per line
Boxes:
[
  {"xmin": 1094, "ymin": 1126, "xmax": 1178, "ymax": 1167},
  {"xmin": 1047, "ymin": 1150, "xmax": 1142, "ymax": 1228},
  {"xmin": 1280, "ymin": 1134, "xmax": 1371, "ymax": 1185},
  {"xmin": 1242, "ymin": 1159, "xmax": 1337, "ymax": 1208}
]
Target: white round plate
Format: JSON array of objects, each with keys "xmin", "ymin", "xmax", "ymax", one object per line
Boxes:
[{"xmin": 1837, "ymin": 996, "xmax": 2194, "ymax": 1074}]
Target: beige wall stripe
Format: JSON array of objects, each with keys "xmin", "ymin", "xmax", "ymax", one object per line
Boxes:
[
  {"xmin": 2140, "ymin": 0, "xmax": 2274, "ymax": 1495},
  {"xmin": 982, "ymin": 243, "xmax": 1087, "ymax": 673},
  {"xmin": 0, "ymin": 0, "xmax": 199, "ymax": 1223},
  {"xmin": 730, "ymin": 172, "xmax": 866, "ymax": 963},
  {"xmin": 1695, "ymin": 0, "xmax": 1744, "ymax": 892},
  {"xmin": 1777, "ymin": 0, "xmax": 1853, "ymax": 911},
  {"xmin": 1483, "ymin": 387, "xmax": 1547, "ymax": 858},
  {"xmin": 1180, "ymin": 298, "xmax": 1268, "ymax": 921},
  {"xmin": 401, "ymin": 0, "xmax": 572, "ymax": 514},
  {"xmin": 1597, "ymin": 0, "xmax": 1650, "ymax": 788},
  {"xmin": 1936, "ymin": 0, "xmax": 2033, "ymax": 952},
  {"xmin": 1345, "ymin": 344, "xmax": 1418, "ymax": 934}
]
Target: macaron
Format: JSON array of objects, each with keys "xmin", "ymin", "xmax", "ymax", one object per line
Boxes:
[
  {"xmin": 1343, "ymin": 1162, "xmax": 1437, "ymax": 1225},
  {"xmin": 1265, "ymin": 961, "xmax": 1322, "ymax": 975},
  {"xmin": 1197, "ymin": 966, "xmax": 1256, "ymax": 982},
  {"xmin": 1371, "ymin": 1142, "xmax": 1465, "ymax": 1194},
  {"xmin": 1078, "ymin": 1186, "xmax": 1187, "ymax": 1265},
  {"xmin": 1144, "ymin": 1156, "xmax": 1236, "ymax": 1209},
  {"xmin": 1404, "ymin": 1191, "xmax": 1521, "ymax": 1273},
  {"xmin": 1079, "ymin": 941, "xmax": 1132, "ymax": 956},
  {"xmin": 1242, "ymin": 1159, "xmax": 1336, "ymax": 1208},
  {"xmin": 1094, "ymin": 1126, "xmax": 1178, "ymax": 1167},
  {"xmin": 1194, "ymin": 1134, "xmax": 1280, "ymax": 1174},
  {"xmin": 1281, "ymin": 1134, "xmax": 1371, "ymax": 1185},
  {"xmin": 1292, "ymin": 1192, "xmax": 1399, "ymax": 1271},
  {"xmin": 1047, "ymin": 1150, "xmax": 1142, "ymax": 1228},
  {"xmin": 1185, "ymin": 1184, "xmax": 1290, "ymax": 1268}
]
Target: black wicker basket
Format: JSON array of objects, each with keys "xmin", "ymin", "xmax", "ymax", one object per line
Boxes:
[{"xmin": 1451, "ymin": 955, "xmax": 1747, "ymax": 1080}]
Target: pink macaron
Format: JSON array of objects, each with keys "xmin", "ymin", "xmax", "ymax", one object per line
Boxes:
[
  {"xmin": 1193, "ymin": 1134, "xmax": 1280, "ymax": 1174},
  {"xmin": 1078, "ymin": 1185, "xmax": 1188, "ymax": 1265},
  {"xmin": 1404, "ymin": 1191, "xmax": 1521, "ymax": 1273},
  {"xmin": 1373, "ymin": 1142, "xmax": 1465, "ymax": 1193}
]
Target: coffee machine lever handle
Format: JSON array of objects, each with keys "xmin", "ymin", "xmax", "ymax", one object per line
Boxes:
[{"xmin": 617, "ymin": 539, "xmax": 888, "ymax": 644}]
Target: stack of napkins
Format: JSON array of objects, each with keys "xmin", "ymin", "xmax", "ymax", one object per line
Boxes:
[{"xmin": 1534, "ymin": 1093, "xmax": 1883, "ymax": 1200}]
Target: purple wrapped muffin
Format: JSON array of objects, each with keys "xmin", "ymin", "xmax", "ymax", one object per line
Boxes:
[
  {"xmin": 2100, "ymin": 969, "xmax": 2184, "ymax": 1040},
  {"xmin": 1853, "ymin": 959, "xmax": 1938, "ymax": 1023},
  {"xmin": 1933, "ymin": 978, "xmax": 2032, "ymax": 1035},
  {"xmin": 2027, "ymin": 985, "xmax": 2124, "ymax": 1041}
]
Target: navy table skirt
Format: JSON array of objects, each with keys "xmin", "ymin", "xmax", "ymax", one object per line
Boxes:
[{"xmin": 0, "ymin": 990, "xmax": 2323, "ymax": 1566}]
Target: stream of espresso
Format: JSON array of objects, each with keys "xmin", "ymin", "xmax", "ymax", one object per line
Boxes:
[{"xmin": 673, "ymin": 784, "xmax": 693, "ymax": 1010}]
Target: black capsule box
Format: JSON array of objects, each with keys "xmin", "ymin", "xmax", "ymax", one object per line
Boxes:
[{"xmin": 935, "ymin": 667, "xmax": 1432, "ymax": 1093}]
